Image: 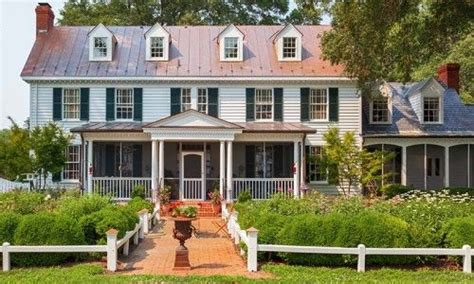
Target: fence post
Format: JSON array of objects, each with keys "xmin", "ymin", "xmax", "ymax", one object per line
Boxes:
[
  {"xmin": 463, "ymin": 245, "xmax": 472, "ymax": 273},
  {"xmin": 106, "ymin": 229, "xmax": 118, "ymax": 272},
  {"xmin": 247, "ymin": 227, "xmax": 259, "ymax": 272},
  {"xmin": 138, "ymin": 209, "xmax": 149, "ymax": 235},
  {"xmin": 234, "ymin": 212, "xmax": 240, "ymax": 245},
  {"xmin": 357, "ymin": 244, "xmax": 366, "ymax": 272},
  {"xmin": 133, "ymin": 229, "xmax": 139, "ymax": 245},
  {"xmin": 123, "ymin": 239, "xmax": 130, "ymax": 256},
  {"xmin": 2, "ymin": 242, "xmax": 10, "ymax": 272}
]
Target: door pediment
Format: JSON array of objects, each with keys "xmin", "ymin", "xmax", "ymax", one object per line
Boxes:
[{"xmin": 143, "ymin": 110, "xmax": 243, "ymax": 129}]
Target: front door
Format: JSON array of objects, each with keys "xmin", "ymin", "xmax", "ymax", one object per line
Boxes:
[{"xmin": 180, "ymin": 151, "xmax": 205, "ymax": 200}]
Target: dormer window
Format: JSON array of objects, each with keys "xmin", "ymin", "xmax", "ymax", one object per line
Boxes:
[
  {"xmin": 93, "ymin": 37, "xmax": 108, "ymax": 58},
  {"xmin": 282, "ymin": 37, "xmax": 297, "ymax": 59},
  {"xmin": 88, "ymin": 23, "xmax": 115, "ymax": 61},
  {"xmin": 218, "ymin": 24, "xmax": 244, "ymax": 62},
  {"xmin": 224, "ymin": 37, "xmax": 239, "ymax": 59},
  {"xmin": 370, "ymin": 97, "xmax": 390, "ymax": 123},
  {"xmin": 145, "ymin": 23, "xmax": 170, "ymax": 61},
  {"xmin": 423, "ymin": 97, "xmax": 440, "ymax": 123}
]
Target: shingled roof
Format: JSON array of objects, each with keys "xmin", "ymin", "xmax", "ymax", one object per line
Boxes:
[{"xmin": 21, "ymin": 25, "xmax": 345, "ymax": 79}]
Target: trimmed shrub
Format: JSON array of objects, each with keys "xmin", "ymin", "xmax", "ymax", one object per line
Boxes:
[
  {"xmin": 237, "ymin": 190, "xmax": 252, "ymax": 203},
  {"xmin": 382, "ymin": 184, "xmax": 415, "ymax": 199},
  {"xmin": 0, "ymin": 212, "xmax": 21, "ymax": 243},
  {"xmin": 0, "ymin": 191, "xmax": 45, "ymax": 214},
  {"xmin": 131, "ymin": 185, "xmax": 146, "ymax": 199},
  {"xmin": 80, "ymin": 206, "xmax": 138, "ymax": 244},
  {"xmin": 443, "ymin": 216, "xmax": 474, "ymax": 248},
  {"xmin": 12, "ymin": 213, "xmax": 85, "ymax": 266},
  {"xmin": 125, "ymin": 197, "xmax": 154, "ymax": 214},
  {"xmin": 57, "ymin": 194, "xmax": 111, "ymax": 219},
  {"xmin": 444, "ymin": 187, "xmax": 474, "ymax": 197}
]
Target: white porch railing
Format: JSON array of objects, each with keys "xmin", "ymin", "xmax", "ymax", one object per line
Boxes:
[
  {"xmin": 182, "ymin": 178, "xmax": 203, "ymax": 200},
  {"xmin": 232, "ymin": 178, "xmax": 294, "ymax": 200},
  {"xmin": 92, "ymin": 177, "xmax": 152, "ymax": 200}
]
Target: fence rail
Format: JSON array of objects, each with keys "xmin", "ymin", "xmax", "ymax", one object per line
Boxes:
[
  {"xmin": 1, "ymin": 208, "xmax": 158, "ymax": 272},
  {"xmin": 0, "ymin": 179, "xmax": 30, "ymax": 193},
  {"xmin": 222, "ymin": 206, "xmax": 473, "ymax": 274},
  {"xmin": 232, "ymin": 178, "xmax": 294, "ymax": 200},
  {"xmin": 92, "ymin": 177, "xmax": 152, "ymax": 200}
]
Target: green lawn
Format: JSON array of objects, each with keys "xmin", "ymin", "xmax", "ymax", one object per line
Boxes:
[{"xmin": 0, "ymin": 263, "xmax": 473, "ymax": 283}]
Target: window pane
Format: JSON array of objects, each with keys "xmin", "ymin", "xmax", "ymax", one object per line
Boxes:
[
  {"xmin": 309, "ymin": 146, "xmax": 326, "ymax": 182},
  {"xmin": 423, "ymin": 97, "xmax": 440, "ymax": 122},
  {"xmin": 116, "ymin": 89, "xmax": 133, "ymax": 119},
  {"xmin": 255, "ymin": 89, "xmax": 273, "ymax": 120},
  {"xmin": 94, "ymin": 37, "xmax": 108, "ymax": 58},
  {"xmin": 181, "ymin": 88, "xmax": 192, "ymax": 112},
  {"xmin": 309, "ymin": 89, "xmax": 327, "ymax": 120},
  {"xmin": 63, "ymin": 88, "xmax": 80, "ymax": 119},
  {"xmin": 150, "ymin": 37, "xmax": 164, "ymax": 58},
  {"xmin": 63, "ymin": 145, "xmax": 80, "ymax": 180},
  {"xmin": 197, "ymin": 88, "xmax": 207, "ymax": 114},
  {"xmin": 372, "ymin": 97, "xmax": 389, "ymax": 122},
  {"xmin": 282, "ymin": 37, "xmax": 297, "ymax": 58},
  {"xmin": 224, "ymin": 37, "xmax": 239, "ymax": 59}
]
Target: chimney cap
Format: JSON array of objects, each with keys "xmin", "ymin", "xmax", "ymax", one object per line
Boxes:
[{"xmin": 38, "ymin": 3, "xmax": 52, "ymax": 8}]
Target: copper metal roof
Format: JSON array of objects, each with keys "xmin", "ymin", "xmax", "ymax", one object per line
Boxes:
[
  {"xmin": 70, "ymin": 122, "xmax": 144, "ymax": 133},
  {"xmin": 21, "ymin": 25, "xmax": 344, "ymax": 78}
]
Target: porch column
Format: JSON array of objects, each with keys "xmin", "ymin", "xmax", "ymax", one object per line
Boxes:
[
  {"xmin": 401, "ymin": 146, "xmax": 407, "ymax": 186},
  {"xmin": 219, "ymin": 141, "xmax": 225, "ymax": 198},
  {"xmin": 444, "ymin": 146, "xmax": 450, "ymax": 188},
  {"xmin": 151, "ymin": 140, "xmax": 158, "ymax": 203},
  {"xmin": 226, "ymin": 141, "xmax": 233, "ymax": 202},
  {"xmin": 87, "ymin": 140, "xmax": 93, "ymax": 195},
  {"xmin": 424, "ymin": 144, "xmax": 427, "ymax": 190},
  {"xmin": 293, "ymin": 140, "xmax": 300, "ymax": 199},
  {"xmin": 159, "ymin": 140, "xmax": 165, "ymax": 189}
]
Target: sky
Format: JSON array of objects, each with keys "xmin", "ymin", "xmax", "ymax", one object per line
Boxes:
[{"xmin": 0, "ymin": 0, "xmax": 331, "ymax": 129}]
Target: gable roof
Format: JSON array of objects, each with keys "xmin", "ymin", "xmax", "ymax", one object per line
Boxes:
[
  {"xmin": 272, "ymin": 23, "xmax": 303, "ymax": 43},
  {"xmin": 143, "ymin": 109, "xmax": 243, "ymax": 129},
  {"xmin": 216, "ymin": 24, "xmax": 245, "ymax": 42},
  {"xmin": 21, "ymin": 25, "xmax": 345, "ymax": 78}
]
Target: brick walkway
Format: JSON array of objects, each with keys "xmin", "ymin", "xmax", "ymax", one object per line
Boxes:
[{"xmin": 120, "ymin": 217, "xmax": 270, "ymax": 278}]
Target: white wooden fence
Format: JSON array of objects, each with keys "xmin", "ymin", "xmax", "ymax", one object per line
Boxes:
[
  {"xmin": 92, "ymin": 177, "xmax": 152, "ymax": 200},
  {"xmin": 222, "ymin": 206, "xmax": 473, "ymax": 274},
  {"xmin": 1, "ymin": 208, "xmax": 158, "ymax": 272},
  {"xmin": 0, "ymin": 178, "xmax": 30, "ymax": 193},
  {"xmin": 232, "ymin": 178, "xmax": 294, "ymax": 200}
]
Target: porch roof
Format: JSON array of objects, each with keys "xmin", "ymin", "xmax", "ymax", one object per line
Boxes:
[{"xmin": 70, "ymin": 122, "xmax": 144, "ymax": 133}]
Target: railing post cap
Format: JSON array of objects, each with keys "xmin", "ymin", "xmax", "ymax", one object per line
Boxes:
[
  {"xmin": 247, "ymin": 227, "xmax": 259, "ymax": 233},
  {"xmin": 2, "ymin": 242, "xmax": 10, "ymax": 246},
  {"xmin": 106, "ymin": 228, "xmax": 119, "ymax": 236},
  {"xmin": 463, "ymin": 244, "xmax": 471, "ymax": 249},
  {"xmin": 358, "ymin": 244, "xmax": 366, "ymax": 248}
]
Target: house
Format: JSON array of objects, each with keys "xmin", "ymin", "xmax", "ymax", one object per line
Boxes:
[{"xmin": 21, "ymin": 4, "xmax": 473, "ymax": 203}]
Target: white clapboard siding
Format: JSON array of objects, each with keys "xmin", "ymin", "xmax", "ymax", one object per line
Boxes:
[
  {"xmin": 219, "ymin": 87, "xmax": 246, "ymax": 122},
  {"xmin": 143, "ymin": 87, "xmax": 170, "ymax": 122},
  {"xmin": 89, "ymin": 87, "xmax": 106, "ymax": 122},
  {"xmin": 282, "ymin": 87, "xmax": 300, "ymax": 122}
]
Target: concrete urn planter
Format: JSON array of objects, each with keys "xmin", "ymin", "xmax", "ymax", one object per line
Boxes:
[{"xmin": 171, "ymin": 217, "xmax": 196, "ymax": 270}]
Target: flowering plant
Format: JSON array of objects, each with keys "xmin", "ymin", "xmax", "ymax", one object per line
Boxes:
[
  {"xmin": 208, "ymin": 189, "xmax": 223, "ymax": 205},
  {"xmin": 158, "ymin": 185, "xmax": 172, "ymax": 205}
]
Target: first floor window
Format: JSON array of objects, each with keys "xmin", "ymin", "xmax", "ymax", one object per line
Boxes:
[
  {"xmin": 371, "ymin": 97, "xmax": 390, "ymax": 123},
  {"xmin": 116, "ymin": 88, "xmax": 133, "ymax": 119},
  {"xmin": 423, "ymin": 97, "xmax": 440, "ymax": 123},
  {"xmin": 310, "ymin": 88, "xmax": 328, "ymax": 120},
  {"xmin": 181, "ymin": 88, "xmax": 192, "ymax": 112},
  {"xmin": 255, "ymin": 88, "xmax": 273, "ymax": 120},
  {"xmin": 150, "ymin": 37, "xmax": 164, "ymax": 58},
  {"xmin": 197, "ymin": 88, "xmax": 208, "ymax": 114},
  {"xmin": 63, "ymin": 145, "xmax": 80, "ymax": 180},
  {"xmin": 224, "ymin": 37, "xmax": 239, "ymax": 59},
  {"xmin": 63, "ymin": 88, "xmax": 80, "ymax": 119},
  {"xmin": 308, "ymin": 146, "xmax": 326, "ymax": 182},
  {"xmin": 282, "ymin": 37, "xmax": 297, "ymax": 59},
  {"xmin": 255, "ymin": 145, "xmax": 274, "ymax": 178},
  {"xmin": 93, "ymin": 37, "xmax": 108, "ymax": 58}
]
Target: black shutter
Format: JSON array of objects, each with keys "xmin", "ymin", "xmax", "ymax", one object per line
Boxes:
[
  {"xmin": 246, "ymin": 88, "xmax": 255, "ymax": 121},
  {"xmin": 245, "ymin": 145, "xmax": 256, "ymax": 178},
  {"xmin": 208, "ymin": 88, "xmax": 219, "ymax": 117},
  {"xmin": 106, "ymin": 88, "xmax": 115, "ymax": 121},
  {"xmin": 133, "ymin": 88, "xmax": 143, "ymax": 121},
  {"xmin": 80, "ymin": 88, "xmax": 89, "ymax": 121},
  {"xmin": 305, "ymin": 145, "xmax": 310, "ymax": 183},
  {"xmin": 300, "ymin": 88, "xmax": 310, "ymax": 121},
  {"xmin": 170, "ymin": 88, "xmax": 181, "ymax": 115},
  {"xmin": 329, "ymin": 87, "xmax": 339, "ymax": 122},
  {"xmin": 273, "ymin": 145, "xmax": 283, "ymax": 177},
  {"xmin": 274, "ymin": 88, "xmax": 283, "ymax": 121},
  {"xmin": 53, "ymin": 88, "xmax": 62, "ymax": 121},
  {"xmin": 132, "ymin": 144, "xmax": 143, "ymax": 177}
]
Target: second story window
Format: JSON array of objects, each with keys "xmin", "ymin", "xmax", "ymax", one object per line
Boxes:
[
  {"xmin": 282, "ymin": 37, "xmax": 297, "ymax": 59},
  {"xmin": 310, "ymin": 88, "xmax": 328, "ymax": 120},
  {"xmin": 93, "ymin": 37, "xmax": 108, "ymax": 58},
  {"xmin": 150, "ymin": 37, "xmax": 164, "ymax": 58},
  {"xmin": 63, "ymin": 88, "xmax": 80, "ymax": 119},
  {"xmin": 224, "ymin": 37, "xmax": 239, "ymax": 59},
  {"xmin": 371, "ymin": 97, "xmax": 390, "ymax": 123},
  {"xmin": 116, "ymin": 88, "xmax": 133, "ymax": 120},
  {"xmin": 255, "ymin": 89, "xmax": 273, "ymax": 120},
  {"xmin": 181, "ymin": 88, "xmax": 192, "ymax": 112},
  {"xmin": 198, "ymin": 88, "xmax": 208, "ymax": 114},
  {"xmin": 423, "ymin": 97, "xmax": 440, "ymax": 123}
]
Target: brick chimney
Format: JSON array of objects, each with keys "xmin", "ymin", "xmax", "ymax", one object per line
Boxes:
[
  {"xmin": 36, "ymin": 3, "xmax": 55, "ymax": 35},
  {"xmin": 437, "ymin": 63, "xmax": 460, "ymax": 93}
]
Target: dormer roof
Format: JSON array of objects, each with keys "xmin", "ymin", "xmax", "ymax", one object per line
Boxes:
[
  {"xmin": 216, "ymin": 24, "xmax": 245, "ymax": 43},
  {"xmin": 144, "ymin": 23, "xmax": 170, "ymax": 39},
  {"xmin": 87, "ymin": 23, "xmax": 116, "ymax": 41},
  {"xmin": 272, "ymin": 23, "xmax": 303, "ymax": 43}
]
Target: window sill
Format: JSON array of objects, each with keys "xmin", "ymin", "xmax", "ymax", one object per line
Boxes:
[
  {"xmin": 370, "ymin": 121, "xmax": 392, "ymax": 125},
  {"xmin": 62, "ymin": 119, "xmax": 81, "ymax": 122},
  {"xmin": 309, "ymin": 119, "xmax": 329, "ymax": 123},
  {"xmin": 310, "ymin": 181, "xmax": 329, "ymax": 185}
]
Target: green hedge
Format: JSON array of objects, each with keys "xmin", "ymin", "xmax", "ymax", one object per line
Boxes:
[
  {"xmin": 0, "ymin": 212, "xmax": 21, "ymax": 243},
  {"xmin": 125, "ymin": 197, "xmax": 154, "ymax": 214},
  {"xmin": 0, "ymin": 191, "xmax": 45, "ymax": 214},
  {"xmin": 12, "ymin": 213, "xmax": 85, "ymax": 266},
  {"xmin": 443, "ymin": 216, "xmax": 474, "ymax": 248},
  {"xmin": 57, "ymin": 195, "xmax": 111, "ymax": 218},
  {"xmin": 382, "ymin": 184, "xmax": 415, "ymax": 199}
]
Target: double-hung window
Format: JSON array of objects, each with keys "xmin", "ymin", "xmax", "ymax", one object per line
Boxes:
[
  {"xmin": 197, "ymin": 88, "xmax": 208, "ymax": 114},
  {"xmin": 371, "ymin": 97, "xmax": 390, "ymax": 123},
  {"xmin": 282, "ymin": 37, "xmax": 297, "ymax": 59},
  {"xmin": 224, "ymin": 37, "xmax": 239, "ymax": 59},
  {"xmin": 150, "ymin": 37, "xmax": 164, "ymax": 58},
  {"xmin": 181, "ymin": 88, "xmax": 192, "ymax": 112},
  {"xmin": 308, "ymin": 146, "xmax": 327, "ymax": 182},
  {"xmin": 309, "ymin": 88, "xmax": 328, "ymax": 120},
  {"xmin": 63, "ymin": 88, "xmax": 80, "ymax": 119},
  {"xmin": 63, "ymin": 145, "xmax": 80, "ymax": 180},
  {"xmin": 116, "ymin": 89, "xmax": 133, "ymax": 120},
  {"xmin": 423, "ymin": 97, "xmax": 440, "ymax": 123},
  {"xmin": 93, "ymin": 37, "xmax": 108, "ymax": 58},
  {"xmin": 255, "ymin": 89, "xmax": 273, "ymax": 120}
]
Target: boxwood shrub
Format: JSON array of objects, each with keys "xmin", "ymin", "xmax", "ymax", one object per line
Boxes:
[
  {"xmin": 125, "ymin": 197, "xmax": 154, "ymax": 214},
  {"xmin": 12, "ymin": 213, "xmax": 85, "ymax": 266},
  {"xmin": 443, "ymin": 216, "xmax": 474, "ymax": 247},
  {"xmin": 57, "ymin": 194, "xmax": 111, "ymax": 218},
  {"xmin": 0, "ymin": 191, "xmax": 45, "ymax": 214},
  {"xmin": 381, "ymin": 184, "xmax": 415, "ymax": 199},
  {"xmin": 0, "ymin": 212, "xmax": 21, "ymax": 243}
]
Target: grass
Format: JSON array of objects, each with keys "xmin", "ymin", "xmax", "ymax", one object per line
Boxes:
[{"xmin": 0, "ymin": 263, "xmax": 473, "ymax": 283}]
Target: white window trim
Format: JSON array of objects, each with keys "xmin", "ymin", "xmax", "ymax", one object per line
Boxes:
[
  {"xmin": 220, "ymin": 36, "xmax": 243, "ymax": 62},
  {"xmin": 115, "ymin": 88, "xmax": 134, "ymax": 121},
  {"xmin": 422, "ymin": 95, "xmax": 443, "ymax": 124},
  {"xmin": 277, "ymin": 36, "xmax": 302, "ymax": 62},
  {"xmin": 149, "ymin": 36, "xmax": 166, "ymax": 60},
  {"xmin": 62, "ymin": 145, "xmax": 80, "ymax": 182},
  {"xmin": 282, "ymin": 37, "xmax": 297, "ymax": 59},
  {"xmin": 197, "ymin": 88, "xmax": 208, "ymax": 114},
  {"xmin": 254, "ymin": 88, "xmax": 274, "ymax": 122},
  {"xmin": 369, "ymin": 96, "xmax": 393, "ymax": 124},
  {"xmin": 181, "ymin": 88, "xmax": 193, "ymax": 112},
  {"xmin": 309, "ymin": 87, "xmax": 330, "ymax": 122},
  {"xmin": 62, "ymin": 88, "xmax": 81, "ymax": 121},
  {"xmin": 308, "ymin": 145, "xmax": 328, "ymax": 184}
]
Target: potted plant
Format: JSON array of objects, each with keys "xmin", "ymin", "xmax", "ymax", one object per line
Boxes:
[
  {"xmin": 208, "ymin": 189, "xmax": 222, "ymax": 214},
  {"xmin": 171, "ymin": 205, "xmax": 197, "ymax": 219},
  {"xmin": 170, "ymin": 205, "xmax": 198, "ymax": 270},
  {"xmin": 159, "ymin": 185, "xmax": 172, "ymax": 215}
]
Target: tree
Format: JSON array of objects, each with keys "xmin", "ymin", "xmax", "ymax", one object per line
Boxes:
[
  {"xmin": 285, "ymin": 0, "xmax": 327, "ymax": 24},
  {"xmin": 30, "ymin": 123, "xmax": 71, "ymax": 188},
  {"xmin": 59, "ymin": 0, "xmax": 291, "ymax": 26},
  {"xmin": 0, "ymin": 118, "xmax": 32, "ymax": 180},
  {"xmin": 316, "ymin": 127, "xmax": 393, "ymax": 196}
]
